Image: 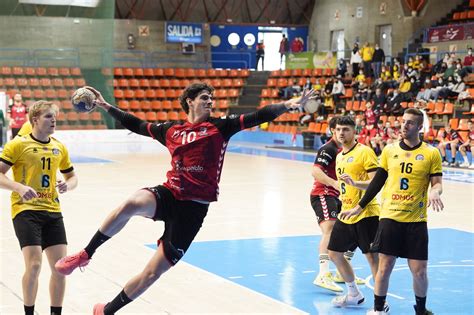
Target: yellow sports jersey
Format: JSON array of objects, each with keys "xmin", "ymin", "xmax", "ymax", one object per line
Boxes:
[
  {"xmin": 379, "ymin": 141, "xmax": 442, "ymax": 223},
  {"xmin": 336, "ymin": 143, "xmax": 380, "ymax": 224},
  {"xmin": 17, "ymin": 121, "xmax": 32, "ymax": 137},
  {"xmin": 0, "ymin": 134, "xmax": 73, "ymax": 219}
]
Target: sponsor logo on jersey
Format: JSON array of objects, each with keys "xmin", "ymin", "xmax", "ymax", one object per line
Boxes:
[
  {"xmin": 171, "ymin": 130, "xmax": 180, "ymax": 138},
  {"xmin": 174, "ymin": 160, "xmax": 204, "ymax": 172},
  {"xmin": 393, "ymin": 154, "xmax": 399, "ymax": 159},
  {"xmin": 37, "ymin": 191, "xmax": 54, "ymax": 199},
  {"xmin": 415, "ymin": 154, "xmax": 424, "ymax": 160},
  {"xmin": 52, "ymin": 148, "xmax": 60, "ymax": 155},
  {"xmin": 198, "ymin": 127, "xmax": 208, "ymax": 136},
  {"xmin": 347, "ymin": 157, "xmax": 354, "ymax": 163},
  {"xmin": 33, "ymin": 148, "xmax": 38, "ymax": 153},
  {"xmin": 419, "ymin": 202, "xmax": 424, "ymax": 208},
  {"xmin": 392, "ymin": 193, "xmax": 414, "ymax": 201}
]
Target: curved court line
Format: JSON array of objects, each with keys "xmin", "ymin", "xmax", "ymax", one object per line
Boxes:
[{"xmin": 364, "ymin": 264, "xmax": 474, "ymax": 301}]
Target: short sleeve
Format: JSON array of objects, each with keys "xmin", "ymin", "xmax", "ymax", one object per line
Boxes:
[
  {"xmin": 59, "ymin": 143, "xmax": 74, "ymax": 173},
  {"xmin": 0, "ymin": 140, "xmax": 19, "ymax": 166},
  {"xmin": 363, "ymin": 146, "xmax": 379, "ymax": 172},
  {"xmin": 429, "ymin": 148, "xmax": 443, "ymax": 177},
  {"xmin": 379, "ymin": 146, "xmax": 389, "ymax": 171},
  {"xmin": 314, "ymin": 144, "xmax": 337, "ymax": 168}
]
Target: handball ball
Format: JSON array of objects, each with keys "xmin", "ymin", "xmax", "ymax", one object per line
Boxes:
[
  {"xmin": 303, "ymin": 99, "xmax": 320, "ymax": 114},
  {"xmin": 71, "ymin": 88, "xmax": 96, "ymax": 112}
]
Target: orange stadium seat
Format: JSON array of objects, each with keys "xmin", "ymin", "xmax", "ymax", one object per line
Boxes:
[
  {"xmin": 114, "ymin": 89, "xmax": 124, "ymax": 99},
  {"xmin": 164, "ymin": 68, "xmax": 175, "ymax": 77},
  {"xmin": 185, "ymin": 68, "xmax": 196, "ymax": 78},
  {"xmin": 70, "ymin": 67, "xmax": 82, "ymax": 76},
  {"xmin": 59, "ymin": 67, "xmax": 70, "ymax": 76},
  {"xmin": 1, "ymin": 66, "xmax": 12, "ymax": 75},
  {"xmin": 145, "ymin": 89, "xmax": 156, "ymax": 98},
  {"xmin": 118, "ymin": 100, "xmax": 129, "ymax": 110},
  {"xmin": 161, "ymin": 100, "xmax": 172, "ymax": 110},
  {"xmin": 155, "ymin": 89, "xmax": 166, "ymax": 98},
  {"xmin": 145, "ymin": 111, "xmax": 157, "ymax": 122},
  {"xmin": 159, "ymin": 79, "xmax": 170, "ymax": 88},
  {"xmin": 157, "ymin": 111, "xmax": 168, "ymax": 122},
  {"xmin": 24, "ymin": 67, "xmax": 36, "ymax": 76},
  {"xmin": 171, "ymin": 100, "xmax": 181, "ymax": 110},
  {"xmin": 143, "ymin": 68, "xmax": 154, "ymax": 77},
  {"xmin": 129, "ymin": 100, "xmax": 140, "ymax": 111},
  {"xmin": 134, "ymin": 111, "xmax": 146, "ymax": 120},
  {"xmin": 20, "ymin": 89, "xmax": 32, "ymax": 99},
  {"xmin": 133, "ymin": 68, "xmax": 144, "ymax": 77},
  {"xmin": 40, "ymin": 78, "xmax": 51, "ymax": 87},
  {"xmin": 228, "ymin": 69, "xmax": 238, "ymax": 77},
  {"xmin": 75, "ymin": 78, "xmax": 86, "ymax": 86},
  {"xmin": 175, "ymin": 68, "xmax": 185, "ymax": 78},
  {"xmin": 151, "ymin": 100, "xmax": 162, "ymax": 110},
  {"xmin": 134, "ymin": 89, "xmax": 146, "ymax": 99},
  {"xmin": 12, "ymin": 67, "xmax": 24, "ymax": 76},
  {"xmin": 129, "ymin": 79, "xmax": 139, "ymax": 88},
  {"xmin": 153, "ymin": 68, "xmax": 164, "ymax": 77},
  {"xmin": 123, "ymin": 68, "xmax": 134, "ymax": 77},
  {"xmin": 52, "ymin": 78, "xmax": 63, "ymax": 87},
  {"xmin": 178, "ymin": 111, "xmax": 187, "ymax": 121},
  {"xmin": 139, "ymin": 79, "xmax": 150, "ymax": 88},
  {"xmin": 61, "ymin": 100, "xmax": 73, "ymax": 111},
  {"xmin": 47, "ymin": 67, "xmax": 59, "ymax": 76},
  {"xmin": 124, "ymin": 89, "xmax": 135, "ymax": 99}
]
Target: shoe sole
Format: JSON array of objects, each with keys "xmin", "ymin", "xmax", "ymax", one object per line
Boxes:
[{"xmin": 313, "ymin": 282, "xmax": 343, "ymax": 292}]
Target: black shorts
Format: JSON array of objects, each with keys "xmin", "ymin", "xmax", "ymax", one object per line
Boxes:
[
  {"xmin": 12, "ymin": 210, "xmax": 67, "ymax": 250},
  {"xmin": 370, "ymin": 218, "xmax": 428, "ymax": 260},
  {"xmin": 328, "ymin": 216, "xmax": 379, "ymax": 254},
  {"xmin": 144, "ymin": 185, "xmax": 209, "ymax": 265},
  {"xmin": 310, "ymin": 195, "xmax": 341, "ymax": 224}
]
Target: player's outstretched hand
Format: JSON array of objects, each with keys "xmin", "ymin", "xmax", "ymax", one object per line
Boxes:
[
  {"xmin": 339, "ymin": 173, "xmax": 355, "ymax": 186},
  {"xmin": 428, "ymin": 190, "xmax": 444, "ymax": 212},
  {"xmin": 56, "ymin": 180, "xmax": 68, "ymax": 194},
  {"xmin": 338, "ymin": 205, "xmax": 363, "ymax": 220},
  {"xmin": 84, "ymin": 86, "xmax": 110, "ymax": 109},
  {"xmin": 284, "ymin": 88, "xmax": 316, "ymax": 111},
  {"xmin": 18, "ymin": 185, "xmax": 38, "ymax": 201}
]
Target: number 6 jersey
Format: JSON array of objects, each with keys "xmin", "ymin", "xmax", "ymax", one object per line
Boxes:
[
  {"xmin": 0, "ymin": 134, "xmax": 73, "ymax": 219},
  {"xmin": 379, "ymin": 141, "xmax": 442, "ymax": 222}
]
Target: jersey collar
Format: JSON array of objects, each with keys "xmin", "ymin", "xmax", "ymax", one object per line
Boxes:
[
  {"xmin": 399, "ymin": 139, "xmax": 422, "ymax": 151},
  {"xmin": 30, "ymin": 134, "xmax": 51, "ymax": 144}
]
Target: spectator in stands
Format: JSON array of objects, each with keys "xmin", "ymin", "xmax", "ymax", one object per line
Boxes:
[
  {"xmin": 355, "ymin": 117, "xmax": 363, "ymax": 134},
  {"xmin": 8, "ymin": 94, "xmax": 28, "ymax": 139},
  {"xmin": 370, "ymin": 120, "xmax": 387, "ymax": 155},
  {"xmin": 380, "ymin": 65, "xmax": 392, "ymax": 82},
  {"xmin": 337, "ymin": 58, "xmax": 347, "ymax": 77},
  {"xmin": 350, "ymin": 43, "xmax": 362, "ymax": 78},
  {"xmin": 365, "ymin": 102, "xmax": 377, "ymax": 126},
  {"xmin": 353, "ymin": 69, "xmax": 366, "ymax": 86},
  {"xmin": 437, "ymin": 124, "xmax": 463, "ymax": 166},
  {"xmin": 372, "ymin": 44, "xmax": 385, "ymax": 79},
  {"xmin": 390, "ymin": 120, "xmax": 401, "ymax": 142},
  {"xmin": 392, "ymin": 58, "xmax": 401, "ymax": 82},
  {"xmin": 386, "ymin": 89, "xmax": 404, "ymax": 116},
  {"xmin": 354, "ymin": 80, "xmax": 369, "ymax": 101},
  {"xmin": 290, "ymin": 37, "xmax": 304, "ymax": 53},
  {"xmin": 460, "ymin": 47, "xmax": 473, "ymax": 77},
  {"xmin": 438, "ymin": 75, "xmax": 465, "ymax": 100},
  {"xmin": 331, "ymin": 76, "xmax": 345, "ymax": 110},
  {"xmin": 459, "ymin": 121, "xmax": 474, "ymax": 168},
  {"xmin": 443, "ymin": 62, "xmax": 455, "ymax": 80},
  {"xmin": 368, "ymin": 78, "xmax": 386, "ymax": 100},
  {"xmin": 322, "ymin": 79, "xmax": 335, "ymax": 112},
  {"xmin": 281, "ymin": 80, "xmax": 299, "ymax": 99},
  {"xmin": 416, "ymin": 78, "xmax": 434, "ymax": 101},
  {"xmin": 361, "ymin": 42, "xmax": 374, "ymax": 77},
  {"xmin": 371, "ymin": 88, "xmax": 386, "ymax": 116},
  {"xmin": 255, "ymin": 40, "xmax": 265, "ymax": 71},
  {"xmin": 356, "ymin": 119, "xmax": 369, "ymax": 145},
  {"xmin": 279, "ymin": 34, "xmax": 289, "ymax": 67}
]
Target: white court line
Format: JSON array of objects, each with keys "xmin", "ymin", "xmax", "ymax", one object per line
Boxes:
[
  {"xmin": 228, "ymin": 276, "xmax": 243, "ymax": 279},
  {"xmin": 302, "ymin": 270, "xmax": 316, "ymax": 273},
  {"xmin": 253, "ymin": 274, "xmax": 268, "ymax": 277}
]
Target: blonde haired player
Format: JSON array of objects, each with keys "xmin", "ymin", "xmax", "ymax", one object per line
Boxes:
[
  {"xmin": 0, "ymin": 100, "xmax": 78, "ymax": 315},
  {"xmin": 341, "ymin": 108, "xmax": 444, "ymax": 315}
]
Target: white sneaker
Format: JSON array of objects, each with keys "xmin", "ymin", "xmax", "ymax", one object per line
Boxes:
[
  {"xmin": 313, "ymin": 272, "xmax": 344, "ymax": 292},
  {"xmin": 367, "ymin": 302, "xmax": 390, "ymax": 314},
  {"xmin": 331, "ymin": 292, "xmax": 365, "ymax": 307},
  {"xmin": 442, "ymin": 161, "xmax": 449, "ymax": 166},
  {"xmin": 469, "ymin": 164, "xmax": 474, "ymax": 169},
  {"xmin": 460, "ymin": 162, "xmax": 470, "ymax": 168}
]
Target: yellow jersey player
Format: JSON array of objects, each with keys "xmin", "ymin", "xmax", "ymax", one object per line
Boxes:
[
  {"xmin": 0, "ymin": 100, "xmax": 78, "ymax": 315},
  {"xmin": 327, "ymin": 116, "xmax": 382, "ymax": 309},
  {"xmin": 17, "ymin": 120, "xmax": 33, "ymax": 137},
  {"xmin": 341, "ymin": 108, "xmax": 443, "ymax": 315}
]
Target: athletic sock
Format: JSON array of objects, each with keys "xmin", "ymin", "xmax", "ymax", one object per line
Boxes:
[
  {"xmin": 104, "ymin": 289, "xmax": 133, "ymax": 314},
  {"xmin": 415, "ymin": 295, "xmax": 426, "ymax": 314},
  {"xmin": 463, "ymin": 156, "xmax": 469, "ymax": 164},
  {"xmin": 84, "ymin": 230, "xmax": 111, "ymax": 258},
  {"xmin": 346, "ymin": 281, "xmax": 359, "ymax": 296},
  {"xmin": 374, "ymin": 294, "xmax": 386, "ymax": 311},
  {"xmin": 319, "ymin": 253, "xmax": 330, "ymax": 275},
  {"xmin": 51, "ymin": 306, "xmax": 62, "ymax": 315},
  {"xmin": 24, "ymin": 305, "xmax": 34, "ymax": 315}
]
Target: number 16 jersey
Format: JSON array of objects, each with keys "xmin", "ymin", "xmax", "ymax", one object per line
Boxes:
[{"xmin": 379, "ymin": 141, "xmax": 442, "ymax": 223}]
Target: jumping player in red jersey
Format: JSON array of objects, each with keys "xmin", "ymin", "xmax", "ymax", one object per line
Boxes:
[
  {"xmin": 310, "ymin": 117, "xmax": 364, "ymax": 292},
  {"xmin": 55, "ymin": 83, "xmax": 315, "ymax": 314}
]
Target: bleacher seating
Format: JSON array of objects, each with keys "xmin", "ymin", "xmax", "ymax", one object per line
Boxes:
[{"xmin": 0, "ymin": 66, "xmax": 106, "ymax": 129}]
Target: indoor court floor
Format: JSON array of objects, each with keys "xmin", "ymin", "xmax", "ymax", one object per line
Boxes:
[{"xmin": 1, "ymin": 136, "xmax": 473, "ymax": 315}]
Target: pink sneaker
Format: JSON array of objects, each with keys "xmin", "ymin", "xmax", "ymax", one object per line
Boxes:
[
  {"xmin": 55, "ymin": 249, "xmax": 90, "ymax": 275},
  {"xmin": 93, "ymin": 303, "xmax": 106, "ymax": 315}
]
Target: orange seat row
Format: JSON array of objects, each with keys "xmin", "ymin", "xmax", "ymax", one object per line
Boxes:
[
  {"xmin": 113, "ymin": 78, "xmax": 243, "ymax": 89},
  {"xmin": 0, "ymin": 66, "xmax": 82, "ymax": 77},
  {"xmin": 0, "ymin": 77, "xmax": 85, "ymax": 88},
  {"xmin": 114, "ymin": 88, "xmax": 239, "ymax": 100},
  {"xmin": 108, "ymin": 68, "xmax": 250, "ymax": 79},
  {"xmin": 117, "ymin": 99, "xmax": 229, "ymax": 111}
]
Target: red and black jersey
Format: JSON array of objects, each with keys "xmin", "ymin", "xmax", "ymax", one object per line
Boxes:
[
  {"xmin": 442, "ymin": 129, "xmax": 463, "ymax": 143},
  {"xmin": 469, "ymin": 130, "xmax": 474, "ymax": 143},
  {"xmin": 310, "ymin": 139, "xmax": 341, "ymax": 197},
  {"xmin": 365, "ymin": 109, "xmax": 376, "ymax": 126},
  {"xmin": 146, "ymin": 116, "xmax": 244, "ymax": 202},
  {"xmin": 9, "ymin": 104, "xmax": 28, "ymax": 128},
  {"xmin": 109, "ymin": 104, "xmax": 287, "ymax": 202}
]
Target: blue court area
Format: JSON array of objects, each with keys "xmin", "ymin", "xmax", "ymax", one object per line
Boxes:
[{"xmin": 147, "ymin": 228, "xmax": 473, "ymax": 314}]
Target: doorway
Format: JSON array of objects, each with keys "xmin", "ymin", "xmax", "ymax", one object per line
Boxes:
[
  {"xmin": 258, "ymin": 27, "xmax": 286, "ymax": 71},
  {"xmin": 378, "ymin": 24, "xmax": 392, "ymax": 63},
  {"xmin": 330, "ymin": 30, "xmax": 345, "ymax": 60}
]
